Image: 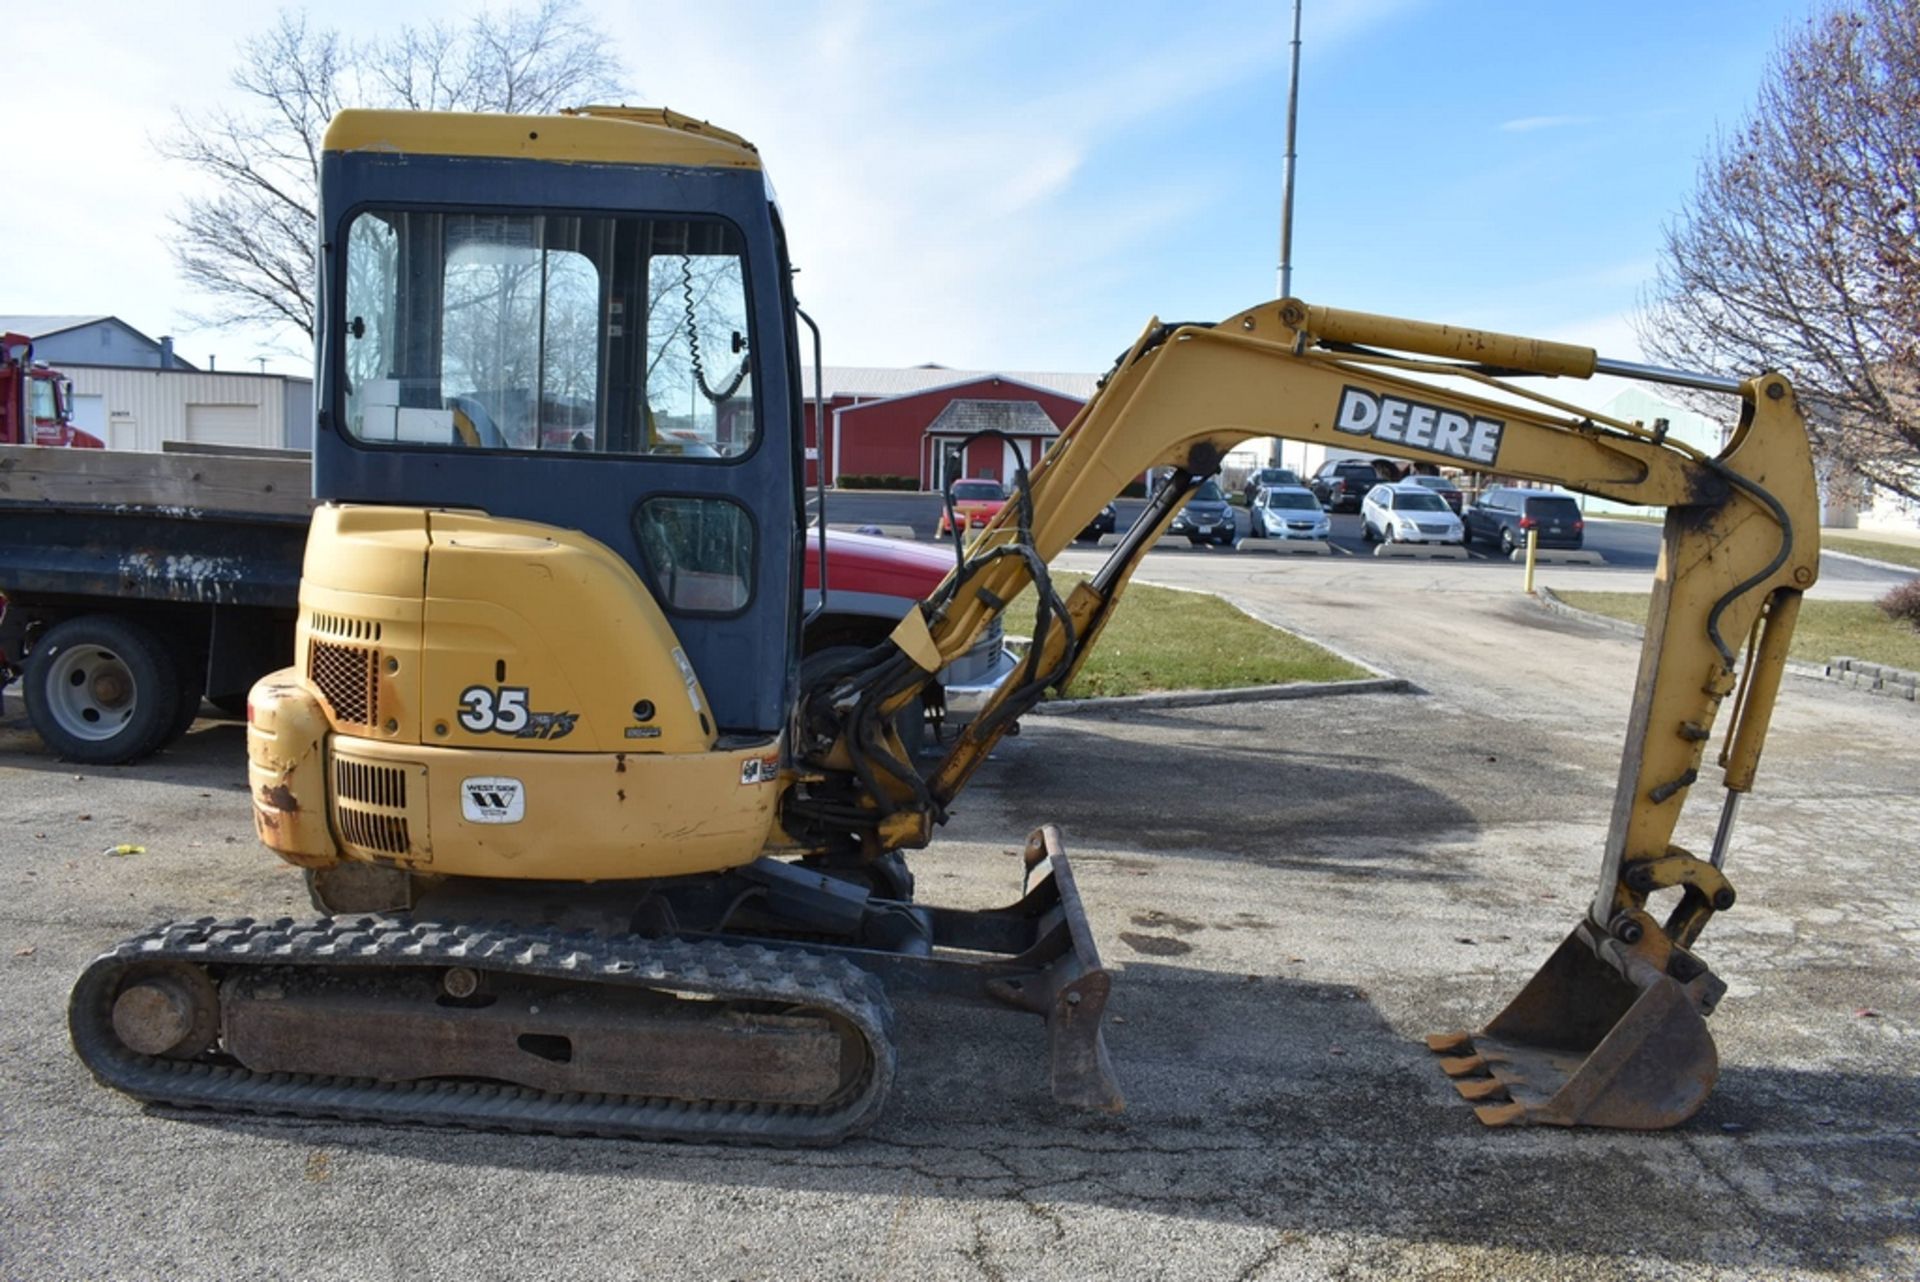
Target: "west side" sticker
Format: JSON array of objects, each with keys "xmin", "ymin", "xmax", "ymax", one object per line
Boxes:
[{"xmin": 1333, "ymin": 386, "xmax": 1504, "ymax": 466}]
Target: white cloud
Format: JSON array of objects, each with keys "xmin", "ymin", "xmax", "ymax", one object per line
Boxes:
[
  {"xmin": 4, "ymin": 0, "xmax": 1426, "ymax": 376},
  {"xmin": 594, "ymin": 0, "xmax": 1425, "ymax": 369}
]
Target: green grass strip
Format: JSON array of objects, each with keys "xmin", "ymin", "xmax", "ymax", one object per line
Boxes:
[
  {"xmin": 1588, "ymin": 514, "xmax": 1920, "ymax": 571},
  {"xmin": 1556, "ymin": 591, "xmax": 1920, "ymax": 672},
  {"xmin": 1011, "ymin": 574, "xmax": 1369, "ymax": 698}
]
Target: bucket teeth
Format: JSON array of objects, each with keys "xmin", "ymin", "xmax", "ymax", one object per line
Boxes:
[
  {"xmin": 1453, "ymin": 1076, "xmax": 1510, "ymax": 1102},
  {"xmin": 1425, "ymin": 917, "xmax": 1724, "ymax": 1130},
  {"xmin": 1473, "ymin": 1100, "xmax": 1528, "ymax": 1128}
]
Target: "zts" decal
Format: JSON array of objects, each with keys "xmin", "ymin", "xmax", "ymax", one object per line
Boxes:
[{"xmin": 457, "ymin": 685, "xmax": 578, "ymax": 741}]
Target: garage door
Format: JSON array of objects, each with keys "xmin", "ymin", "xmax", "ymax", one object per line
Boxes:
[
  {"xmin": 70, "ymin": 393, "xmax": 107, "ymax": 437},
  {"xmin": 185, "ymin": 403, "xmax": 262, "ymax": 447}
]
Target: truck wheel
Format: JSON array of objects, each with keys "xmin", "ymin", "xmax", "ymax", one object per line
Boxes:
[{"xmin": 23, "ymin": 616, "xmax": 182, "ymax": 765}]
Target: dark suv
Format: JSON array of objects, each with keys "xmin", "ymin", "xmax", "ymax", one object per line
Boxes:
[
  {"xmin": 1310, "ymin": 459, "xmax": 1382, "ymax": 513},
  {"xmin": 1168, "ymin": 479, "xmax": 1237, "ymax": 546},
  {"xmin": 1464, "ymin": 487, "xmax": 1585, "ymax": 553}
]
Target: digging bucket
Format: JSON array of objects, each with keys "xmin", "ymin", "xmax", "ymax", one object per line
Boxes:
[{"xmin": 1427, "ymin": 910, "xmax": 1725, "ymax": 1129}]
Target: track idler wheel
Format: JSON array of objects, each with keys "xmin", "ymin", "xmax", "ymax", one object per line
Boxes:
[
  {"xmin": 1427, "ymin": 910, "xmax": 1725, "ymax": 1130},
  {"xmin": 109, "ymin": 961, "xmax": 220, "ymax": 1059}
]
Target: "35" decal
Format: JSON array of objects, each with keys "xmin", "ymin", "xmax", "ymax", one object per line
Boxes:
[
  {"xmin": 459, "ymin": 685, "xmax": 529, "ymax": 733},
  {"xmin": 456, "ymin": 685, "xmax": 580, "ymax": 741}
]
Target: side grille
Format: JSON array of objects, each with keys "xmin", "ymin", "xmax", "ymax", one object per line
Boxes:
[
  {"xmin": 310, "ymin": 612, "xmax": 383, "ymax": 643},
  {"xmin": 332, "ymin": 756, "xmax": 418, "ymax": 859},
  {"xmin": 310, "ymin": 639, "xmax": 378, "ymax": 727},
  {"xmin": 336, "ymin": 758, "xmax": 407, "ymax": 809},
  {"xmin": 337, "ymin": 808, "xmax": 410, "ymax": 856}
]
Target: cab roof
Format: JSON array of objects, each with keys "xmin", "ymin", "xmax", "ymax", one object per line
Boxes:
[{"xmin": 322, "ymin": 106, "xmax": 762, "ymax": 172}]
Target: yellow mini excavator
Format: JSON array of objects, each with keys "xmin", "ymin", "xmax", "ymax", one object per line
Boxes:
[{"xmin": 71, "ymin": 107, "xmax": 1819, "ymax": 1143}]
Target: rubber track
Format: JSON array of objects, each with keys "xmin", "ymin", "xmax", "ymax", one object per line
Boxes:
[{"xmin": 69, "ymin": 915, "xmax": 897, "ymax": 1146}]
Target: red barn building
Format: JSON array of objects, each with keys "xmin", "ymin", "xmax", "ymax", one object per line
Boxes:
[{"xmin": 802, "ymin": 366, "xmax": 1100, "ymax": 490}]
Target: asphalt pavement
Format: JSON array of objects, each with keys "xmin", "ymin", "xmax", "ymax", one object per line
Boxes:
[{"xmin": 2, "ymin": 550, "xmax": 1914, "ymax": 1281}]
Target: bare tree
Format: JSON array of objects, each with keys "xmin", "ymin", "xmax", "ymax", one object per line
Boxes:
[
  {"xmin": 1636, "ymin": 0, "xmax": 1920, "ymax": 502},
  {"xmin": 164, "ymin": 1, "xmax": 628, "ymax": 343}
]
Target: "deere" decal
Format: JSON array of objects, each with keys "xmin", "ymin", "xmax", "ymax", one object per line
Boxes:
[{"xmin": 1334, "ymin": 385, "xmax": 1504, "ymax": 466}]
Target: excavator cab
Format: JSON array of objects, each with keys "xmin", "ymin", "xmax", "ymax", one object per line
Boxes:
[{"xmin": 313, "ymin": 109, "xmax": 803, "ymax": 739}]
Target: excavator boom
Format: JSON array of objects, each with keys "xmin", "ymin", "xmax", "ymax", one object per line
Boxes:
[{"xmin": 788, "ymin": 297, "xmax": 1818, "ymax": 1128}]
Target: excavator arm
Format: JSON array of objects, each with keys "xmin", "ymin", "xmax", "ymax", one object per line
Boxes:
[{"xmin": 786, "ymin": 296, "xmax": 1819, "ymax": 1129}]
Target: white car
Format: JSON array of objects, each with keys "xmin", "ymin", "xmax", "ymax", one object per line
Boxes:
[
  {"xmin": 1361, "ymin": 482, "xmax": 1465, "ymax": 544},
  {"xmin": 1251, "ymin": 485, "xmax": 1331, "ymax": 539}
]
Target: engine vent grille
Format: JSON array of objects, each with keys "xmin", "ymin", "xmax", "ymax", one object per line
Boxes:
[
  {"xmin": 332, "ymin": 757, "xmax": 417, "ymax": 859},
  {"xmin": 310, "ymin": 640, "xmax": 378, "ymax": 728},
  {"xmin": 310, "ymin": 612, "xmax": 383, "ymax": 642},
  {"xmin": 335, "ymin": 758, "xmax": 407, "ymax": 810},
  {"xmin": 336, "ymin": 808, "xmax": 410, "ymax": 856}
]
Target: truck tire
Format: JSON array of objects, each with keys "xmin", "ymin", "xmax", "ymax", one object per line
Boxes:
[{"xmin": 23, "ymin": 615, "xmax": 182, "ymax": 765}]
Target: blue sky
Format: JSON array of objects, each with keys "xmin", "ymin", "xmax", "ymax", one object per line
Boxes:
[{"xmin": 7, "ymin": 0, "xmax": 1814, "ymax": 389}]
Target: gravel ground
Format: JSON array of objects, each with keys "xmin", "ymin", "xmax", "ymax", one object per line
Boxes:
[{"xmin": 1, "ymin": 554, "xmax": 1914, "ymax": 1282}]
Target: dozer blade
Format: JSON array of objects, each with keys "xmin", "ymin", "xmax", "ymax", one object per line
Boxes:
[
  {"xmin": 862, "ymin": 823, "xmax": 1125, "ymax": 1114},
  {"xmin": 1427, "ymin": 910, "xmax": 1725, "ymax": 1130}
]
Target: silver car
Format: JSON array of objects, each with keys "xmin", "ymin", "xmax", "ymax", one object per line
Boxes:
[
  {"xmin": 1251, "ymin": 485, "xmax": 1331, "ymax": 539},
  {"xmin": 1361, "ymin": 482, "xmax": 1465, "ymax": 544}
]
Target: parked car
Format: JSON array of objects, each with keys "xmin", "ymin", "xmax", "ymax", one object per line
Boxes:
[
  {"xmin": 938, "ymin": 477, "xmax": 1008, "ymax": 536},
  {"xmin": 1403, "ymin": 473, "xmax": 1463, "ymax": 513},
  {"xmin": 1250, "ymin": 485, "xmax": 1330, "ymax": 540},
  {"xmin": 1241, "ymin": 466, "xmax": 1300, "ymax": 506},
  {"xmin": 1361, "ymin": 482, "xmax": 1465, "ymax": 544},
  {"xmin": 1463, "ymin": 487, "xmax": 1585, "ymax": 554},
  {"xmin": 1077, "ymin": 500, "xmax": 1119, "ymax": 542},
  {"xmin": 1168, "ymin": 479, "xmax": 1237, "ymax": 546},
  {"xmin": 1309, "ymin": 458, "xmax": 1383, "ymax": 512}
]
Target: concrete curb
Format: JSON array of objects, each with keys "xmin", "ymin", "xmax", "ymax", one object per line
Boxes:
[
  {"xmin": 1239, "ymin": 537, "xmax": 1332, "ymax": 555},
  {"xmin": 1373, "ymin": 542, "xmax": 1466, "ymax": 560},
  {"xmin": 1030, "ymin": 675, "xmax": 1413, "ymax": 717},
  {"xmin": 1532, "ymin": 585, "xmax": 1643, "ymax": 638},
  {"xmin": 1825, "ymin": 656, "xmax": 1919, "ymax": 701},
  {"xmin": 1507, "ymin": 548, "xmax": 1606, "ymax": 565},
  {"xmin": 1823, "ymin": 548, "xmax": 1919, "ymax": 576},
  {"xmin": 1531, "ymin": 586, "xmax": 1870, "ymax": 688},
  {"xmin": 826, "ymin": 522, "xmax": 918, "ymax": 540}
]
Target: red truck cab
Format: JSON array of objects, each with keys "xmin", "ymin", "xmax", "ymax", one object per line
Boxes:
[{"xmin": 1, "ymin": 334, "xmax": 104, "ymax": 449}]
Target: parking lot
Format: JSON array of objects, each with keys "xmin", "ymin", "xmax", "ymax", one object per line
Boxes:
[
  {"xmin": 818, "ymin": 490, "xmax": 1916, "ymax": 587},
  {"xmin": 2, "ymin": 548, "xmax": 1915, "ymax": 1281}
]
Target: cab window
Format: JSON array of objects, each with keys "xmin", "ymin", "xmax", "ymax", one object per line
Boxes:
[{"xmin": 341, "ymin": 210, "xmax": 757, "ymax": 459}]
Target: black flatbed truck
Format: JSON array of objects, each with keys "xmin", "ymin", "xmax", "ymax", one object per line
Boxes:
[{"xmin": 0, "ymin": 443, "xmax": 310, "ymax": 764}]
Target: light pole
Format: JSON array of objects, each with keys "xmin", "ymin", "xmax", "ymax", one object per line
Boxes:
[
  {"xmin": 1276, "ymin": 0, "xmax": 1303, "ymax": 302},
  {"xmin": 1271, "ymin": 0, "xmax": 1304, "ymax": 467}
]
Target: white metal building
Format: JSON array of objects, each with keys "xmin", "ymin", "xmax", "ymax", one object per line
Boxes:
[
  {"xmin": 61, "ymin": 365, "xmax": 312, "ymax": 453},
  {"xmin": 0, "ymin": 315, "xmax": 312, "ymax": 451}
]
